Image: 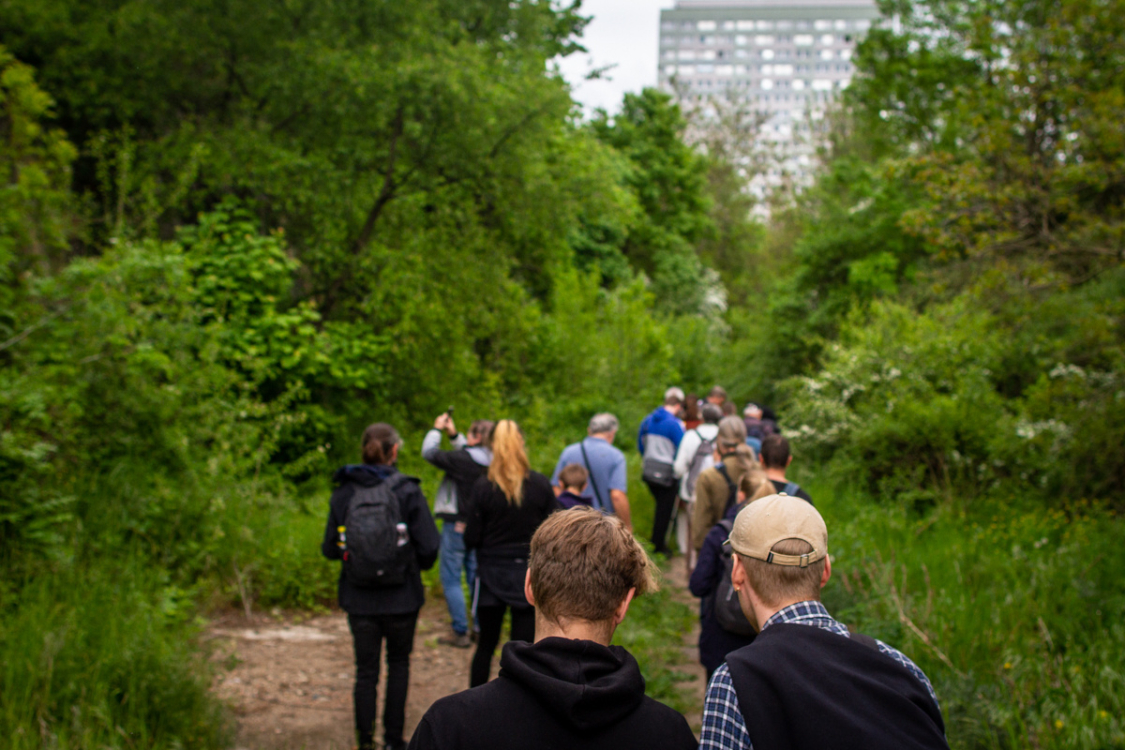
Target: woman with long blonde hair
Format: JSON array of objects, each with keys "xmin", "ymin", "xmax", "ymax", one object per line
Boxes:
[{"xmin": 463, "ymin": 419, "xmax": 559, "ymax": 686}]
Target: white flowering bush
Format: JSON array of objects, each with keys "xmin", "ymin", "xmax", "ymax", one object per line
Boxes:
[{"xmin": 782, "ymin": 275, "xmax": 1125, "ymax": 506}]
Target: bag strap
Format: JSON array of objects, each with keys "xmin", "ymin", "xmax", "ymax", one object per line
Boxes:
[
  {"xmin": 717, "ymin": 518, "xmax": 734, "ymax": 554},
  {"xmin": 580, "ymin": 440, "xmax": 607, "ymax": 512},
  {"xmin": 783, "ymin": 481, "xmax": 800, "ymax": 496},
  {"xmin": 717, "ymin": 464, "xmax": 738, "ymax": 514}
]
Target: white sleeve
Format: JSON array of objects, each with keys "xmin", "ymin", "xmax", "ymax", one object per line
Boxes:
[{"xmin": 674, "ymin": 430, "xmax": 700, "ymax": 478}]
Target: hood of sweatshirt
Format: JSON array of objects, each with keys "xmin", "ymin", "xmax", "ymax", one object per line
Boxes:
[
  {"xmin": 498, "ymin": 637, "xmax": 646, "ymax": 732},
  {"xmin": 332, "ymin": 463, "xmax": 394, "ymax": 487},
  {"xmin": 466, "ymin": 445, "xmax": 492, "ymax": 467}
]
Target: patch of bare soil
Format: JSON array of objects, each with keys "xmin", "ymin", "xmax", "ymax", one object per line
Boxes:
[
  {"xmin": 208, "ymin": 597, "xmax": 472, "ymax": 750},
  {"xmin": 207, "ymin": 559, "xmax": 708, "ymax": 749},
  {"xmin": 664, "ymin": 555, "xmax": 709, "ymax": 733}
]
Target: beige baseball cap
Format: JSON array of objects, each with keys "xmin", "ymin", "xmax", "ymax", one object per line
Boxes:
[{"xmin": 726, "ymin": 494, "xmax": 828, "ymax": 567}]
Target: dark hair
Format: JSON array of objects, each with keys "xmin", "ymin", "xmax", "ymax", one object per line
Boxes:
[
  {"xmin": 721, "ymin": 401, "xmax": 737, "ymax": 416},
  {"xmin": 558, "ymin": 463, "xmax": 589, "ymax": 491},
  {"xmin": 760, "ymin": 434, "xmax": 791, "ymax": 469},
  {"xmin": 708, "ymin": 385, "xmax": 728, "ymax": 402},
  {"xmin": 361, "ymin": 423, "xmax": 401, "ymax": 465},
  {"xmin": 683, "ymin": 395, "xmax": 701, "ymax": 423},
  {"xmin": 701, "ymin": 403, "xmax": 723, "ymax": 424},
  {"xmin": 470, "ymin": 419, "xmax": 495, "ymax": 447}
]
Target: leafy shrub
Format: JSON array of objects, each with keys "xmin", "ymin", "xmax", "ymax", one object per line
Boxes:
[{"xmin": 0, "ymin": 560, "xmax": 230, "ymax": 749}]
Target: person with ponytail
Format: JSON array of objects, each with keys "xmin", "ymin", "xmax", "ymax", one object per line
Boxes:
[
  {"xmin": 321, "ymin": 423, "xmax": 440, "ymax": 750},
  {"xmin": 463, "ymin": 419, "xmax": 559, "ymax": 687}
]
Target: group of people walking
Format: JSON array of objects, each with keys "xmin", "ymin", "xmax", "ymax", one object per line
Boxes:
[{"xmin": 321, "ymin": 389, "xmax": 950, "ymax": 750}]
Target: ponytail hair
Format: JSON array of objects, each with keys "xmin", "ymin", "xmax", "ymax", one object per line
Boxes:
[
  {"xmin": 717, "ymin": 415, "xmax": 748, "ymax": 454},
  {"xmin": 488, "ymin": 419, "xmax": 529, "ymax": 505},
  {"xmin": 361, "ymin": 423, "xmax": 401, "ymax": 465}
]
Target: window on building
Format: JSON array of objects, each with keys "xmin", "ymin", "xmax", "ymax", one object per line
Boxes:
[
  {"xmin": 698, "ymin": 20, "xmax": 716, "ymax": 31},
  {"xmin": 735, "ymin": 49, "xmax": 749, "ymax": 58},
  {"xmin": 835, "ymin": 20, "xmax": 848, "ymax": 30},
  {"xmin": 821, "ymin": 34, "xmax": 834, "ymax": 44},
  {"xmin": 812, "ymin": 79, "xmax": 831, "ymax": 90},
  {"xmin": 762, "ymin": 78, "xmax": 774, "ymax": 89},
  {"xmin": 701, "ymin": 35, "xmax": 715, "ymax": 44},
  {"xmin": 814, "ymin": 20, "xmax": 832, "ymax": 30},
  {"xmin": 794, "ymin": 34, "xmax": 813, "ymax": 45},
  {"xmin": 755, "ymin": 34, "xmax": 775, "ymax": 44},
  {"xmin": 721, "ymin": 20, "xmax": 735, "ymax": 30},
  {"xmin": 661, "ymin": 21, "xmax": 676, "ymax": 30},
  {"xmin": 761, "ymin": 48, "xmax": 775, "ymax": 60},
  {"xmin": 855, "ymin": 20, "xmax": 871, "ymax": 30},
  {"xmin": 792, "ymin": 78, "xmax": 806, "ymax": 90},
  {"xmin": 677, "ymin": 50, "xmax": 695, "ymax": 60},
  {"xmin": 756, "ymin": 20, "xmax": 773, "ymax": 30},
  {"xmin": 820, "ymin": 49, "xmax": 834, "ymax": 60},
  {"xmin": 841, "ymin": 49, "xmax": 852, "ymax": 60},
  {"xmin": 777, "ymin": 20, "xmax": 793, "ymax": 30}
]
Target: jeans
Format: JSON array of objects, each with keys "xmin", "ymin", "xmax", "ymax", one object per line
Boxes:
[
  {"xmin": 646, "ymin": 479, "xmax": 680, "ymax": 554},
  {"xmin": 470, "ymin": 604, "xmax": 535, "ymax": 688},
  {"xmin": 439, "ymin": 520, "xmax": 477, "ymax": 635},
  {"xmin": 348, "ymin": 611, "xmax": 418, "ymax": 749}
]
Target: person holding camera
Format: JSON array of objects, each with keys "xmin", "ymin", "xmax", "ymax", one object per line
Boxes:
[{"xmin": 421, "ymin": 411, "xmax": 494, "ymax": 648}]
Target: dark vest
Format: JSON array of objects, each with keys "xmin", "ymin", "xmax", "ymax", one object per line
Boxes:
[{"xmin": 725, "ymin": 623, "xmax": 949, "ymax": 750}]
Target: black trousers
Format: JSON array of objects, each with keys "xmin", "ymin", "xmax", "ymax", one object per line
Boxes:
[
  {"xmin": 470, "ymin": 604, "xmax": 535, "ymax": 687},
  {"xmin": 348, "ymin": 611, "xmax": 418, "ymax": 749},
  {"xmin": 646, "ymin": 479, "xmax": 679, "ymax": 554}
]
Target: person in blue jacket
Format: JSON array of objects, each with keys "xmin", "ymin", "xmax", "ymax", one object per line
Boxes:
[{"xmin": 637, "ymin": 387, "xmax": 686, "ymax": 555}]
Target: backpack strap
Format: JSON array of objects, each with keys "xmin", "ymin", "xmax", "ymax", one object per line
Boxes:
[
  {"xmin": 717, "ymin": 518, "xmax": 734, "ymax": 544},
  {"xmin": 579, "ymin": 440, "xmax": 606, "ymax": 512},
  {"xmin": 717, "ymin": 464, "xmax": 738, "ymax": 514},
  {"xmin": 783, "ymin": 481, "xmax": 800, "ymax": 496}
]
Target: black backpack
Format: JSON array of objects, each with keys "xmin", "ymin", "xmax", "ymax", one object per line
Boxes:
[
  {"xmin": 343, "ymin": 475, "xmax": 412, "ymax": 588},
  {"xmin": 713, "ymin": 518, "xmax": 755, "ymax": 636}
]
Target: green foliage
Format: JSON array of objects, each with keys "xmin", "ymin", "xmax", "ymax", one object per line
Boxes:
[
  {"xmin": 817, "ymin": 481, "xmax": 1125, "ymax": 749},
  {"xmin": 0, "ymin": 559, "xmax": 230, "ymax": 749}
]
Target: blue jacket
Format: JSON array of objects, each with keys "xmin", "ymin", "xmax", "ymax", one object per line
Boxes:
[
  {"xmin": 689, "ymin": 500, "xmax": 756, "ymax": 673},
  {"xmin": 637, "ymin": 407, "xmax": 685, "ymax": 459}
]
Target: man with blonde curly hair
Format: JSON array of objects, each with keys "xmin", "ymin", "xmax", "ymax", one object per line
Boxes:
[{"xmin": 409, "ymin": 508, "xmax": 696, "ymax": 750}]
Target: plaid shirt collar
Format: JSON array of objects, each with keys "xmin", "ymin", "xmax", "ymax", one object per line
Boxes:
[{"xmin": 762, "ymin": 600, "xmax": 847, "ymax": 635}]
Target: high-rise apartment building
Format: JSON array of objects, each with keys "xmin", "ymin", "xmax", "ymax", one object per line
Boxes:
[{"xmin": 657, "ymin": 0, "xmax": 880, "ymax": 196}]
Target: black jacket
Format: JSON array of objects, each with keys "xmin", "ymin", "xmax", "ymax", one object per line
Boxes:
[
  {"xmin": 726, "ymin": 623, "xmax": 948, "ymax": 750},
  {"xmin": 464, "ymin": 471, "xmax": 558, "ymax": 607},
  {"xmin": 407, "ymin": 637, "xmax": 698, "ymax": 750},
  {"xmin": 321, "ymin": 464, "xmax": 440, "ymax": 616}
]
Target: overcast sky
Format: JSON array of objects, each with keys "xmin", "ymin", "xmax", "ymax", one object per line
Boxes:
[{"xmin": 556, "ymin": 0, "xmax": 676, "ymax": 115}]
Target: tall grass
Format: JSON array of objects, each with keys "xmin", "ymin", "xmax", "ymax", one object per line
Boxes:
[
  {"xmin": 805, "ymin": 474, "xmax": 1125, "ymax": 749},
  {"xmin": 0, "ymin": 557, "xmax": 230, "ymax": 749}
]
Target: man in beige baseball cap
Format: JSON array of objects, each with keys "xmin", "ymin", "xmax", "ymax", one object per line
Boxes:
[{"xmin": 699, "ymin": 494, "xmax": 949, "ymax": 750}]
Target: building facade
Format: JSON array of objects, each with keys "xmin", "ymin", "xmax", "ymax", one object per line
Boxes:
[{"xmin": 657, "ymin": 0, "xmax": 880, "ymax": 196}]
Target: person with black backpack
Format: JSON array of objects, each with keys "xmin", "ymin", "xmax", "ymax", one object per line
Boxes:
[
  {"xmin": 321, "ymin": 422, "xmax": 440, "ymax": 750},
  {"xmin": 688, "ymin": 473, "xmax": 767, "ymax": 679}
]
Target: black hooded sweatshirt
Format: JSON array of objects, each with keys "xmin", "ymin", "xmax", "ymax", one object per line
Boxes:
[{"xmin": 407, "ymin": 637, "xmax": 697, "ymax": 750}]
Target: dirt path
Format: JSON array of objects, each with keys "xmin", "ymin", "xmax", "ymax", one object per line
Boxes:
[{"xmin": 208, "ymin": 558, "xmax": 707, "ymax": 749}]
